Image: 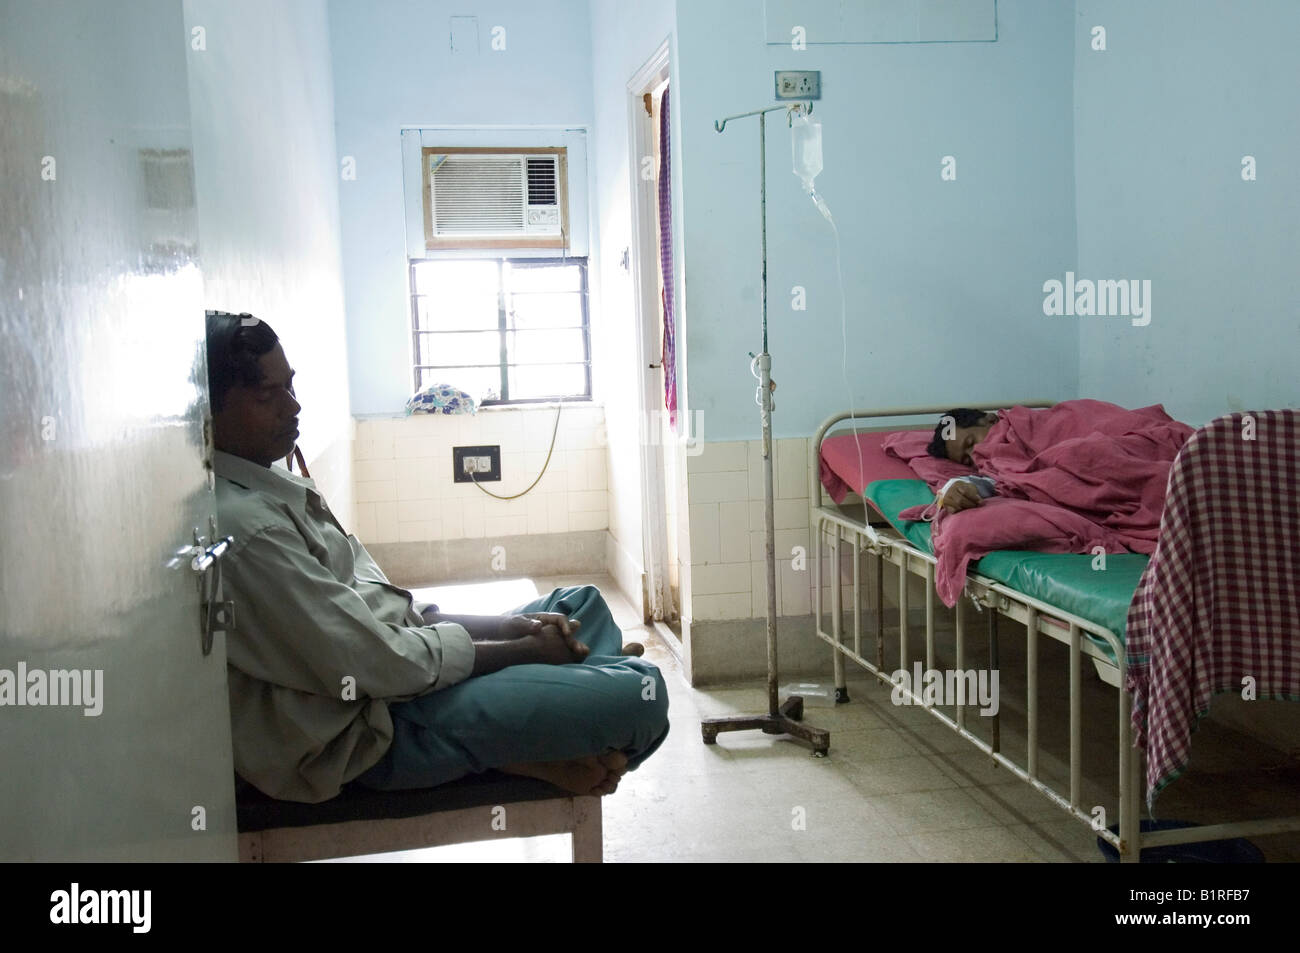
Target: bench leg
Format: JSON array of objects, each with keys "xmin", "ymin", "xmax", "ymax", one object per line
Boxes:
[
  {"xmin": 570, "ymin": 796, "xmax": 603, "ymax": 863},
  {"xmin": 239, "ymin": 832, "xmax": 264, "ymax": 863}
]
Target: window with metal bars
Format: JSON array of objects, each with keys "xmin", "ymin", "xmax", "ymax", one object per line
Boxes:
[{"xmin": 410, "ymin": 257, "xmax": 591, "ymax": 404}]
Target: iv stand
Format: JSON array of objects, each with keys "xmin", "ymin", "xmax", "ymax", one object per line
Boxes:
[{"xmin": 700, "ymin": 102, "xmax": 830, "ymax": 757}]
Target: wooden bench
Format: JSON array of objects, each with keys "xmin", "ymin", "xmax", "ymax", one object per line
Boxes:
[{"xmin": 236, "ymin": 773, "xmax": 602, "ymax": 863}]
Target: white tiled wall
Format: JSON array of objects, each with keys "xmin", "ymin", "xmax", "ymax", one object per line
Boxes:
[
  {"xmin": 352, "ymin": 405, "xmax": 608, "ymax": 545},
  {"xmin": 686, "ymin": 437, "xmax": 814, "ymax": 622}
]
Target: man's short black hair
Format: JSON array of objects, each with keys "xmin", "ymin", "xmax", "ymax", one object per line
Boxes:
[
  {"xmin": 206, "ymin": 311, "xmax": 279, "ymax": 413},
  {"xmin": 926, "ymin": 408, "xmax": 992, "ymax": 459}
]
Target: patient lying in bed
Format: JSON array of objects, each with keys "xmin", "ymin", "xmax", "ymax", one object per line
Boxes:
[
  {"xmin": 890, "ymin": 399, "xmax": 1195, "ymax": 604},
  {"xmin": 923, "ymin": 401, "xmax": 1193, "ymax": 522}
]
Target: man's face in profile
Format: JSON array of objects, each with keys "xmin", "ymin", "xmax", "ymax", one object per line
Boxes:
[
  {"xmin": 212, "ymin": 342, "xmax": 301, "ymax": 468},
  {"xmin": 944, "ymin": 413, "xmax": 998, "ymax": 466}
]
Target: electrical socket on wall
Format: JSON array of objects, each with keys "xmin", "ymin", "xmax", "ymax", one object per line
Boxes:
[
  {"xmin": 453, "ymin": 445, "xmax": 501, "ymax": 483},
  {"xmin": 774, "ymin": 70, "xmax": 821, "ymax": 100}
]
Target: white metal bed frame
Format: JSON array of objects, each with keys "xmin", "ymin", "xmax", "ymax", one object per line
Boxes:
[{"xmin": 809, "ymin": 402, "xmax": 1300, "ymax": 862}]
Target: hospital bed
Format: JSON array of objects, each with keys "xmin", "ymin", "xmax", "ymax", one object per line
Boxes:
[{"xmin": 809, "ymin": 402, "xmax": 1300, "ymax": 862}]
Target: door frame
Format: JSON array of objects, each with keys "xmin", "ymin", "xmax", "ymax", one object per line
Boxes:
[{"xmin": 625, "ymin": 40, "xmax": 674, "ymax": 624}]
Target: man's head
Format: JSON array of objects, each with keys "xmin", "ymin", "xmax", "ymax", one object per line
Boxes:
[
  {"xmin": 206, "ymin": 312, "xmax": 300, "ymax": 468},
  {"xmin": 926, "ymin": 408, "xmax": 999, "ymax": 465}
]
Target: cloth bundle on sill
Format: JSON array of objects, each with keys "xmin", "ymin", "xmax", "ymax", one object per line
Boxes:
[{"xmin": 405, "ymin": 383, "xmax": 477, "ymax": 416}]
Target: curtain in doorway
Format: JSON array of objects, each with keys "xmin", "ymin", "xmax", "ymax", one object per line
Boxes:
[{"xmin": 658, "ymin": 85, "xmax": 677, "ymax": 428}]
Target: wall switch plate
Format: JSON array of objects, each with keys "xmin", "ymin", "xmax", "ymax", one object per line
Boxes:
[
  {"xmin": 774, "ymin": 70, "xmax": 821, "ymax": 100},
  {"xmin": 453, "ymin": 445, "xmax": 501, "ymax": 483}
]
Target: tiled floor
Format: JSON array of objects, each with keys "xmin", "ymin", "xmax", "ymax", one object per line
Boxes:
[{"xmin": 327, "ymin": 574, "xmax": 1300, "ymax": 863}]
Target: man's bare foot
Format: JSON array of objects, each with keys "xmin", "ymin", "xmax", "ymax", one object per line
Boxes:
[
  {"xmin": 597, "ymin": 750, "xmax": 629, "ymax": 789},
  {"xmin": 501, "ymin": 755, "xmax": 623, "ymax": 796},
  {"xmin": 621, "ymin": 642, "xmax": 645, "ymax": 657}
]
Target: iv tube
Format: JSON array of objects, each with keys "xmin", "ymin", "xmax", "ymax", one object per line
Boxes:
[{"xmin": 792, "ymin": 110, "xmax": 856, "ymax": 484}]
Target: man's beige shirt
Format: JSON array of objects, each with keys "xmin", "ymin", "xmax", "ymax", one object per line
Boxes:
[{"xmin": 213, "ymin": 451, "xmax": 474, "ymax": 803}]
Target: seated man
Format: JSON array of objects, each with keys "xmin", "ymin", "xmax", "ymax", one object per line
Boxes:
[
  {"xmin": 206, "ymin": 311, "xmax": 669, "ymax": 804},
  {"xmin": 925, "ymin": 408, "xmax": 1001, "ymax": 513}
]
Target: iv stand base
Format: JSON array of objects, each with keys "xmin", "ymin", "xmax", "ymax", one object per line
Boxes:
[{"xmin": 701, "ymin": 696, "xmax": 830, "ymax": 757}]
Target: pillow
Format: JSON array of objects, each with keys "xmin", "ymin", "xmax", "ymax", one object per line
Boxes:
[
  {"xmin": 881, "ymin": 430, "xmax": 977, "ymax": 492},
  {"xmin": 406, "ymin": 383, "xmax": 477, "ymax": 416}
]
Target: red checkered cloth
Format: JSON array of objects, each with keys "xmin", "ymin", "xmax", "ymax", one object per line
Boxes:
[{"xmin": 1126, "ymin": 410, "xmax": 1300, "ymax": 807}]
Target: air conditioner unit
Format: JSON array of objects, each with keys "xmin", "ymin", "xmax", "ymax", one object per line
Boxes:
[{"xmin": 424, "ymin": 149, "xmax": 568, "ymax": 249}]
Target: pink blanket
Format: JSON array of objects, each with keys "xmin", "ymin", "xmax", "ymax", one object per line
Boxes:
[
  {"xmin": 899, "ymin": 497, "xmax": 1133, "ymax": 606},
  {"xmin": 970, "ymin": 400, "xmax": 1193, "ymax": 553},
  {"xmin": 897, "ymin": 400, "xmax": 1194, "ymax": 605}
]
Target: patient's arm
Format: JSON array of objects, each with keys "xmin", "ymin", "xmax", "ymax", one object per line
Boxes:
[
  {"xmin": 421, "ymin": 605, "xmax": 585, "ymax": 665},
  {"xmin": 469, "ymin": 624, "xmax": 587, "ymax": 676},
  {"xmin": 421, "ymin": 609, "xmax": 573, "ymax": 639},
  {"xmin": 420, "ymin": 610, "xmax": 510, "ymax": 640},
  {"xmin": 940, "ymin": 481, "xmax": 982, "ymax": 512},
  {"xmin": 938, "ymin": 476, "xmax": 997, "ymax": 512}
]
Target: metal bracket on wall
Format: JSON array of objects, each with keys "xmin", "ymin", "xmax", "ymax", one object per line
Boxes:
[{"xmin": 190, "ymin": 524, "xmax": 235, "ymax": 656}]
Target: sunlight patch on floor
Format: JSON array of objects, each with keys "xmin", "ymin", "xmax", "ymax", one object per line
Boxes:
[{"xmin": 409, "ymin": 577, "xmax": 540, "ymax": 615}]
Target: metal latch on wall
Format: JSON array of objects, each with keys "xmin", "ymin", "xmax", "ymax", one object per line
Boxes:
[{"xmin": 190, "ymin": 520, "xmax": 235, "ymax": 656}]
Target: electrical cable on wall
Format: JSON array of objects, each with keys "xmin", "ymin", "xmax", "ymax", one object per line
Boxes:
[{"xmin": 467, "ymin": 400, "xmax": 564, "ymax": 500}]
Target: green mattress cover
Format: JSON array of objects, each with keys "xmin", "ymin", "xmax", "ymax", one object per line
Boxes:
[{"xmin": 862, "ymin": 479, "xmax": 1148, "ymax": 652}]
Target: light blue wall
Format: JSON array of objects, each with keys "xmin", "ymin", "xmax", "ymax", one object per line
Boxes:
[
  {"xmin": 328, "ymin": 0, "xmax": 595, "ymax": 415},
  {"xmin": 1075, "ymin": 1, "xmax": 1300, "ymax": 425},
  {"xmin": 673, "ymin": 0, "xmax": 1079, "ymax": 441},
  {"xmin": 185, "ymin": 0, "xmax": 355, "ymax": 509}
]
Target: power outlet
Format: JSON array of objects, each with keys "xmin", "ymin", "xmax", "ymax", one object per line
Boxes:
[
  {"xmin": 774, "ymin": 70, "xmax": 821, "ymax": 101},
  {"xmin": 453, "ymin": 445, "xmax": 501, "ymax": 483}
]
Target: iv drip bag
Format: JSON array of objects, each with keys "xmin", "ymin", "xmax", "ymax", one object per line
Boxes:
[{"xmin": 792, "ymin": 114, "xmax": 823, "ymax": 193}]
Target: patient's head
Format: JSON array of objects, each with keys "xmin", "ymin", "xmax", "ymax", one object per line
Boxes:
[
  {"xmin": 206, "ymin": 312, "xmax": 300, "ymax": 468},
  {"xmin": 926, "ymin": 408, "xmax": 998, "ymax": 465}
]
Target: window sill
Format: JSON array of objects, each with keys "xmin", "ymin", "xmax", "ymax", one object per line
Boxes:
[
  {"xmin": 356, "ymin": 400, "xmax": 602, "ymax": 422},
  {"xmin": 477, "ymin": 399, "xmax": 600, "ymax": 412}
]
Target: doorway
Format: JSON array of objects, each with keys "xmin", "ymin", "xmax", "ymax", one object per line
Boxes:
[{"xmin": 627, "ymin": 43, "xmax": 682, "ymax": 641}]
